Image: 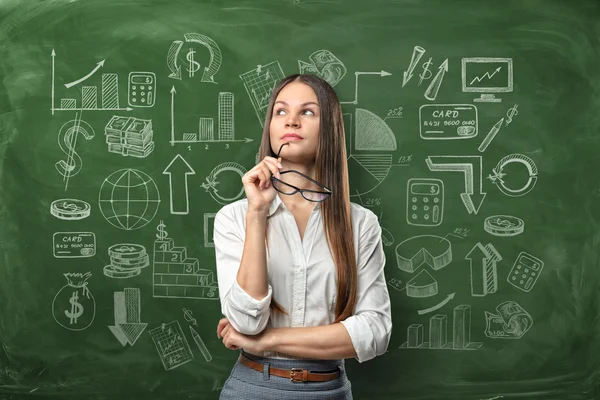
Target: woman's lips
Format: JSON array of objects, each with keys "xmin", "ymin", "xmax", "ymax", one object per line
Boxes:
[{"xmin": 282, "ymin": 134, "xmax": 303, "ymax": 141}]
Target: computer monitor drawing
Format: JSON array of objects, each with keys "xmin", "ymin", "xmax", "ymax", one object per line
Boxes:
[{"xmin": 461, "ymin": 57, "xmax": 513, "ymax": 103}]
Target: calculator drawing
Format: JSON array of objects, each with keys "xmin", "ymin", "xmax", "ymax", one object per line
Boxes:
[
  {"xmin": 406, "ymin": 178, "xmax": 444, "ymax": 226},
  {"xmin": 128, "ymin": 72, "xmax": 156, "ymax": 107},
  {"xmin": 507, "ymin": 252, "xmax": 544, "ymax": 292}
]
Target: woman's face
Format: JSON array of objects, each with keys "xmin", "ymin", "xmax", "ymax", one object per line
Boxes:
[{"xmin": 269, "ymin": 81, "xmax": 320, "ymax": 162}]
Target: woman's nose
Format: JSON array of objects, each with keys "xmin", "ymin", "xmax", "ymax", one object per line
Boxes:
[{"xmin": 285, "ymin": 114, "xmax": 300, "ymax": 127}]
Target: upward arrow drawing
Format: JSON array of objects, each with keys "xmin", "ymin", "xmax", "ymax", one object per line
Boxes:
[
  {"xmin": 163, "ymin": 154, "xmax": 196, "ymax": 215},
  {"xmin": 64, "ymin": 59, "xmax": 106, "ymax": 88}
]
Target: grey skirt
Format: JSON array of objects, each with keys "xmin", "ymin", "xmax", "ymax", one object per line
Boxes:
[{"xmin": 219, "ymin": 350, "xmax": 353, "ymax": 399}]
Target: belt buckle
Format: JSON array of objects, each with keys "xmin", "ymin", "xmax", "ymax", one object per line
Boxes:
[{"xmin": 290, "ymin": 367, "xmax": 306, "ymax": 382}]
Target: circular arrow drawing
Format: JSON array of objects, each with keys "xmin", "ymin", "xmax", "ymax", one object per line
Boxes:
[
  {"xmin": 487, "ymin": 154, "xmax": 538, "ymax": 197},
  {"xmin": 167, "ymin": 33, "xmax": 222, "ymax": 83},
  {"xmin": 201, "ymin": 162, "xmax": 247, "ymax": 205}
]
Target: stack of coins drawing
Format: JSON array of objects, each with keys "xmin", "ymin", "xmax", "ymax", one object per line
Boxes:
[
  {"xmin": 105, "ymin": 116, "xmax": 154, "ymax": 158},
  {"xmin": 50, "ymin": 198, "xmax": 91, "ymax": 220},
  {"xmin": 104, "ymin": 244, "xmax": 149, "ymax": 279}
]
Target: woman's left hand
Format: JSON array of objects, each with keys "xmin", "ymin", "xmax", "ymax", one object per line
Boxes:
[{"xmin": 217, "ymin": 318, "xmax": 269, "ymax": 354}]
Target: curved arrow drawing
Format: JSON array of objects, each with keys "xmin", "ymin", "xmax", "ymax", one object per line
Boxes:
[
  {"xmin": 417, "ymin": 292, "xmax": 456, "ymax": 315},
  {"xmin": 167, "ymin": 40, "xmax": 183, "ymax": 80},
  {"xmin": 185, "ymin": 33, "xmax": 222, "ymax": 83},
  {"xmin": 426, "ymin": 155, "xmax": 486, "ymax": 214},
  {"xmin": 65, "ymin": 60, "xmax": 105, "ymax": 88}
]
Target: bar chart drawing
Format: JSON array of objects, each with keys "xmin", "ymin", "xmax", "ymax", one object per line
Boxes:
[
  {"xmin": 170, "ymin": 90, "xmax": 251, "ymax": 145},
  {"xmin": 51, "ymin": 49, "xmax": 134, "ymax": 113},
  {"xmin": 400, "ymin": 304, "xmax": 482, "ymax": 351}
]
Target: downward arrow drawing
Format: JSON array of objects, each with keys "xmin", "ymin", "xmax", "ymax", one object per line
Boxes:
[
  {"xmin": 402, "ymin": 45, "xmax": 426, "ymax": 87},
  {"xmin": 163, "ymin": 154, "xmax": 196, "ymax": 215},
  {"xmin": 426, "ymin": 155, "xmax": 486, "ymax": 214},
  {"xmin": 167, "ymin": 40, "xmax": 183, "ymax": 80}
]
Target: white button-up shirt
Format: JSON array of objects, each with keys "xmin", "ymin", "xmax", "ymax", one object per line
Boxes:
[{"xmin": 213, "ymin": 193, "xmax": 392, "ymax": 363}]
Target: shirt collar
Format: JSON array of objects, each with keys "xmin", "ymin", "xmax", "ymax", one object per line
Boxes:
[{"xmin": 267, "ymin": 193, "xmax": 321, "ymax": 218}]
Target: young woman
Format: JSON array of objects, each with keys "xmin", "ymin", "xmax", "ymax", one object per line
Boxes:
[{"xmin": 213, "ymin": 74, "xmax": 392, "ymax": 399}]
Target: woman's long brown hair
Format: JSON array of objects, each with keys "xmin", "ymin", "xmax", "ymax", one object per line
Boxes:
[{"xmin": 257, "ymin": 74, "xmax": 358, "ymax": 324}]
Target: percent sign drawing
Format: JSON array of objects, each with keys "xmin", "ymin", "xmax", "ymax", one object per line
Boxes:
[{"xmin": 55, "ymin": 113, "xmax": 95, "ymax": 191}]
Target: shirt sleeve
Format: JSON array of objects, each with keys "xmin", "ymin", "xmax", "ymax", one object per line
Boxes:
[
  {"xmin": 213, "ymin": 206, "xmax": 272, "ymax": 335},
  {"xmin": 340, "ymin": 214, "xmax": 392, "ymax": 363}
]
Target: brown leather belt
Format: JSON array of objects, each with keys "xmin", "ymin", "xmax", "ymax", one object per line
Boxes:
[{"xmin": 238, "ymin": 354, "xmax": 340, "ymax": 383}]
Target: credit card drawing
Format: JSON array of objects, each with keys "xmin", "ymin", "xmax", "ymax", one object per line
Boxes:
[
  {"xmin": 419, "ymin": 104, "xmax": 478, "ymax": 140},
  {"xmin": 53, "ymin": 232, "xmax": 96, "ymax": 258}
]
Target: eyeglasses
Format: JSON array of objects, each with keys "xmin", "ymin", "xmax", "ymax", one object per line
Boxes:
[{"xmin": 270, "ymin": 143, "xmax": 332, "ymax": 203}]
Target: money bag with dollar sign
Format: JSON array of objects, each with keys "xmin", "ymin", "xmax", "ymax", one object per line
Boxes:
[{"xmin": 52, "ymin": 272, "xmax": 96, "ymax": 331}]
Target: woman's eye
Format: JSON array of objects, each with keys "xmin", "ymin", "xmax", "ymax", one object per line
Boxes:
[{"xmin": 274, "ymin": 109, "xmax": 315, "ymax": 116}]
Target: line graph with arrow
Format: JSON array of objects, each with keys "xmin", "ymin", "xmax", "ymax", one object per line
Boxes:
[{"xmin": 51, "ymin": 50, "xmax": 132, "ymax": 114}]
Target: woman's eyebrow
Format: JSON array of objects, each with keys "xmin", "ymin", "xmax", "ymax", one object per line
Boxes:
[{"xmin": 274, "ymin": 100, "xmax": 320, "ymax": 107}]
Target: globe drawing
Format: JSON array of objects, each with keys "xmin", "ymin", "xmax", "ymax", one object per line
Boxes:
[{"xmin": 98, "ymin": 169, "xmax": 161, "ymax": 230}]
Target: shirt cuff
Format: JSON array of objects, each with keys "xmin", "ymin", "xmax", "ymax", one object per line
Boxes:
[
  {"xmin": 340, "ymin": 316, "xmax": 375, "ymax": 363},
  {"xmin": 228, "ymin": 278, "xmax": 273, "ymax": 318}
]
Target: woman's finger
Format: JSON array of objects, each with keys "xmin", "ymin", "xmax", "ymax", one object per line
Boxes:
[
  {"xmin": 220, "ymin": 324, "xmax": 231, "ymax": 340},
  {"xmin": 217, "ymin": 318, "xmax": 229, "ymax": 338},
  {"xmin": 222, "ymin": 328, "xmax": 238, "ymax": 350},
  {"xmin": 262, "ymin": 158, "xmax": 281, "ymax": 178}
]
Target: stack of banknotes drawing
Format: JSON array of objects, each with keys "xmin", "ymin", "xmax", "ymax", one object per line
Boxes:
[{"xmin": 105, "ymin": 116, "xmax": 154, "ymax": 158}]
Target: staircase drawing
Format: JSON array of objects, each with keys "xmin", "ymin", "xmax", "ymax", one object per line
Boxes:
[{"xmin": 152, "ymin": 220, "xmax": 219, "ymax": 300}]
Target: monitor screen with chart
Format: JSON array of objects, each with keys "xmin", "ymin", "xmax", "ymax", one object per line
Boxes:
[{"xmin": 461, "ymin": 57, "xmax": 513, "ymax": 102}]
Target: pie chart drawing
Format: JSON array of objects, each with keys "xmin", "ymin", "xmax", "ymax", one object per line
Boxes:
[
  {"xmin": 406, "ymin": 269, "xmax": 438, "ymax": 298},
  {"xmin": 344, "ymin": 109, "xmax": 397, "ymax": 197},
  {"xmin": 395, "ymin": 235, "xmax": 452, "ymax": 273}
]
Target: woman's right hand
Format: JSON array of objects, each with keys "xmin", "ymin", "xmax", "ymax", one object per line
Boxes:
[{"xmin": 242, "ymin": 155, "xmax": 283, "ymax": 213}]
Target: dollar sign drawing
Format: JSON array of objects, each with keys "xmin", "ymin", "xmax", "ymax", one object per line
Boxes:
[
  {"xmin": 430, "ymin": 185, "xmax": 437, "ymax": 194},
  {"xmin": 60, "ymin": 201, "xmax": 82, "ymax": 212},
  {"xmin": 505, "ymin": 104, "xmax": 519, "ymax": 125},
  {"xmin": 186, "ymin": 48, "xmax": 201, "ymax": 78},
  {"xmin": 418, "ymin": 57, "xmax": 433, "ymax": 86},
  {"xmin": 64, "ymin": 291, "xmax": 84, "ymax": 324},
  {"xmin": 156, "ymin": 220, "xmax": 169, "ymax": 240},
  {"xmin": 55, "ymin": 119, "xmax": 95, "ymax": 178},
  {"xmin": 116, "ymin": 246, "xmax": 136, "ymax": 252}
]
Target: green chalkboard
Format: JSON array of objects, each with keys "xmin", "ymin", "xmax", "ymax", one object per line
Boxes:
[{"xmin": 1, "ymin": 0, "xmax": 600, "ymax": 398}]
